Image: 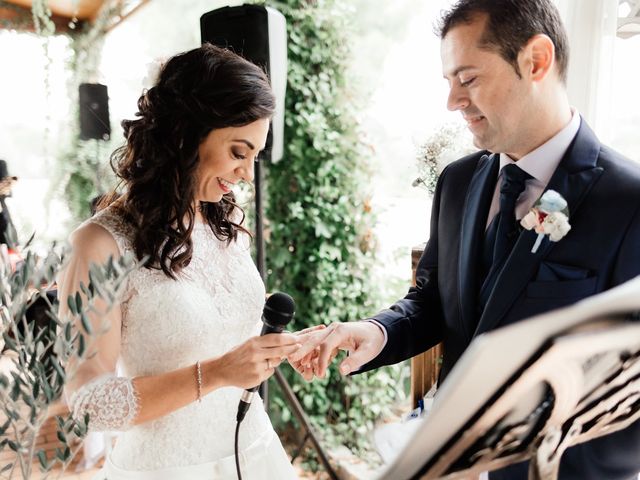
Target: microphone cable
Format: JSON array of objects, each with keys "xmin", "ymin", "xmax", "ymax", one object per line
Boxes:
[
  {"xmin": 234, "ymin": 292, "xmax": 295, "ymax": 480},
  {"xmin": 235, "ymin": 420, "xmax": 242, "ymax": 480}
]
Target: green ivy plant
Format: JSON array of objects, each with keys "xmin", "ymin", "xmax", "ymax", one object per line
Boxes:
[
  {"xmin": 54, "ymin": 3, "xmax": 123, "ymax": 223},
  {"xmin": 259, "ymin": 0, "xmax": 408, "ymax": 465},
  {"xmin": 24, "ymin": 0, "xmax": 122, "ymax": 224}
]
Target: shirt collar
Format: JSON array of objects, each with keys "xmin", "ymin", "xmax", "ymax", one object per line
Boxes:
[{"xmin": 499, "ymin": 109, "xmax": 581, "ymax": 184}]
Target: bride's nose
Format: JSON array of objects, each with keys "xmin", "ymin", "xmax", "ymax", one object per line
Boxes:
[{"xmin": 236, "ymin": 158, "xmax": 254, "ymax": 183}]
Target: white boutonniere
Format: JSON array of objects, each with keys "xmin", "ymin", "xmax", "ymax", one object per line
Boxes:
[
  {"xmin": 142, "ymin": 57, "xmax": 167, "ymax": 90},
  {"xmin": 520, "ymin": 190, "xmax": 571, "ymax": 253}
]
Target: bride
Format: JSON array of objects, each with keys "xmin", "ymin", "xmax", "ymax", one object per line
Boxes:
[{"xmin": 58, "ymin": 44, "xmax": 300, "ymax": 479}]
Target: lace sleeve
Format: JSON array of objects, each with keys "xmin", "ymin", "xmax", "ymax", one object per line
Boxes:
[
  {"xmin": 68, "ymin": 374, "xmax": 139, "ymax": 432},
  {"xmin": 59, "ymin": 221, "xmax": 138, "ymax": 432}
]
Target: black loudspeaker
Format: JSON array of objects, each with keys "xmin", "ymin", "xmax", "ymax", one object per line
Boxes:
[
  {"xmin": 200, "ymin": 5, "xmax": 286, "ymax": 163},
  {"xmin": 79, "ymin": 83, "xmax": 111, "ymax": 141}
]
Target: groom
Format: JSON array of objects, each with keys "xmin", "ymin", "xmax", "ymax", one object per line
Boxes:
[{"xmin": 291, "ymin": 1, "xmax": 640, "ymax": 479}]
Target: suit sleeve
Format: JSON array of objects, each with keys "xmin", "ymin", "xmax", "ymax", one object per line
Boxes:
[{"xmin": 357, "ymin": 166, "xmax": 450, "ymax": 373}]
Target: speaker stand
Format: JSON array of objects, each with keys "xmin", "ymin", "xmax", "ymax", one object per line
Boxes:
[
  {"xmin": 94, "ymin": 139, "xmax": 101, "ymax": 194},
  {"xmin": 253, "ymin": 161, "xmax": 338, "ymax": 480},
  {"xmin": 274, "ymin": 368, "xmax": 339, "ymax": 479}
]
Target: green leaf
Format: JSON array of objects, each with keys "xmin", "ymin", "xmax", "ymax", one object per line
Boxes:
[
  {"xmin": 23, "ymin": 230, "xmax": 36, "ymax": 249},
  {"xmin": 22, "ymin": 392, "xmax": 35, "ymax": 408},
  {"xmin": 74, "ymin": 421, "xmax": 87, "ymax": 437},
  {"xmin": 0, "ymin": 419, "xmax": 10, "ymax": 435},
  {"xmin": 35, "ymin": 339, "xmax": 46, "ymax": 358},
  {"xmin": 37, "ymin": 450, "xmax": 48, "ymax": 470},
  {"xmin": 43, "ymin": 382, "xmax": 54, "ymax": 402},
  {"xmin": 52, "ymin": 360, "xmax": 66, "ymax": 382},
  {"xmin": 29, "ymin": 405, "xmax": 38, "ymax": 425},
  {"xmin": 79, "ymin": 281, "xmax": 90, "ymax": 297},
  {"xmin": 80, "ymin": 313, "xmax": 92, "ymax": 334},
  {"xmin": 10, "ymin": 380, "xmax": 21, "ymax": 401},
  {"xmin": 55, "ymin": 448, "xmax": 65, "ymax": 462},
  {"xmin": 66, "ymin": 295, "xmax": 77, "ymax": 316},
  {"xmin": 281, "ymin": 408, "xmax": 291, "ymax": 423},
  {"xmin": 49, "ymin": 311, "xmax": 64, "ymax": 326},
  {"xmin": 75, "ymin": 291, "xmax": 83, "ymax": 311},
  {"xmin": 56, "ymin": 416, "xmax": 65, "ymax": 429},
  {"xmin": 64, "ymin": 322, "xmax": 72, "ymax": 341},
  {"xmin": 303, "ymin": 394, "xmax": 314, "ymax": 409},
  {"xmin": 78, "ymin": 333, "xmax": 86, "ymax": 357},
  {"xmin": 3, "ymin": 333, "xmax": 17, "ymax": 351}
]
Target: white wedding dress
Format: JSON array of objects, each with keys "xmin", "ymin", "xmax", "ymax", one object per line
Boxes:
[{"xmin": 61, "ymin": 206, "xmax": 297, "ymax": 479}]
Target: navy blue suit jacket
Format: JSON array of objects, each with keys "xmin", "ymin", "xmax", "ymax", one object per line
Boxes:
[{"xmin": 362, "ymin": 121, "xmax": 640, "ymax": 479}]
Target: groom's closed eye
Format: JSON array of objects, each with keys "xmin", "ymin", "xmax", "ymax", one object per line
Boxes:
[{"xmin": 460, "ymin": 76, "xmax": 477, "ymax": 87}]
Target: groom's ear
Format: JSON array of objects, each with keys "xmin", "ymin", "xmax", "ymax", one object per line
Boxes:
[{"xmin": 519, "ymin": 34, "xmax": 556, "ymax": 83}]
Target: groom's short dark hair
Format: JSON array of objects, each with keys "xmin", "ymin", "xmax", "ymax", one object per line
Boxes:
[{"xmin": 437, "ymin": 0, "xmax": 570, "ymax": 84}]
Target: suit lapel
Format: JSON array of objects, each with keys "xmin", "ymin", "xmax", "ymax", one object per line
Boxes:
[
  {"xmin": 474, "ymin": 121, "xmax": 605, "ymax": 337},
  {"xmin": 458, "ymin": 153, "xmax": 499, "ymax": 341}
]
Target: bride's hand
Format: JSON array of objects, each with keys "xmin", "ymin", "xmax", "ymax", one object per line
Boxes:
[
  {"xmin": 287, "ymin": 324, "xmax": 330, "ymax": 381},
  {"xmin": 212, "ymin": 333, "xmax": 301, "ymax": 389}
]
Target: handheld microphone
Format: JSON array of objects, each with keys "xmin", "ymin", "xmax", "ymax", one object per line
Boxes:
[{"xmin": 236, "ymin": 292, "xmax": 295, "ymax": 423}]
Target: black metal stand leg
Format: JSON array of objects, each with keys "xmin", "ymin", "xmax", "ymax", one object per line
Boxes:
[
  {"xmin": 274, "ymin": 368, "xmax": 339, "ymax": 480},
  {"xmin": 254, "ymin": 157, "xmax": 266, "ymax": 283},
  {"xmin": 255, "ymin": 159, "xmax": 270, "ymax": 410},
  {"xmin": 253, "ymin": 151, "xmax": 337, "ymax": 478},
  {"xmin": 290, "ymin": 432, "xmax": 310, "ymax": 463}
]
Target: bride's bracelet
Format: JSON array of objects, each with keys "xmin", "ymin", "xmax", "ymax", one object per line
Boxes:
[{"xmin": 195, "ymin": 360, "xmax": 203, "ymax": 402}]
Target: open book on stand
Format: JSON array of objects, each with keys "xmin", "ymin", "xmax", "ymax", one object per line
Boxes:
[{"xmin": 377, "ymin": 275, "xmax": 640, "ymax": 480}]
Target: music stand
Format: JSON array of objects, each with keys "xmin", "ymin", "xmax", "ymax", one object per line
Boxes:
[{"xmin": 376, "ymin": 276, "xmax": 640, "ymax": 480}]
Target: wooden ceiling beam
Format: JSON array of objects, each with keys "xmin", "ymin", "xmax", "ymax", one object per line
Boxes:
[
  {"xmin": 2, "ymin": 0, "xmax": 103, "ymax": 20},
  {"xmin": 0, "ymin": 1, "xmax": 81, "ymax": 33},
  {"xmin": 0, "ymin": 0, "xmax": 150, "ymax": 34}
]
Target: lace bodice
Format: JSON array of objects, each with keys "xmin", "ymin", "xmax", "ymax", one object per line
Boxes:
[{"xmin": 65, "ymin": 206, "xmax": 273, "ymax": 470}]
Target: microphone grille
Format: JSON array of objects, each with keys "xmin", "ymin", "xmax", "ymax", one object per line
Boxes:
[{"xmin": 264, "ymin": 292, "xmax": 295, "ymax": 327}]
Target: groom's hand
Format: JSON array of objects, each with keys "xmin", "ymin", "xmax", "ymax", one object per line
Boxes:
[{"xmin": 289, "ymin": 321, "xmax": 385, "ymax": 379}]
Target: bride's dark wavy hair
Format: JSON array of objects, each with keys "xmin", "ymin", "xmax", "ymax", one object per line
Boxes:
[{"xmin": 108, "ymin": 44, "xmax": 275, "ymax": 279}]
